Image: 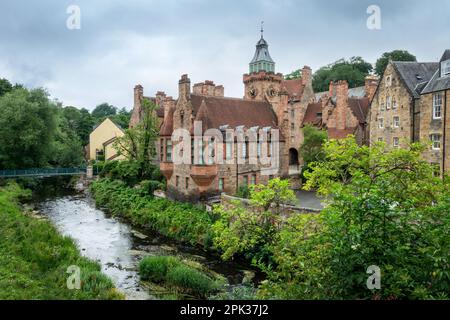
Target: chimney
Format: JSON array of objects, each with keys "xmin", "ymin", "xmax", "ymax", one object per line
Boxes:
[
  {"xmin": 134, "ymin": 84, "xmax": 143, "ymax": 109},
  {"xmin": 301, "ymin": 66, "xmax": 312, "ymax": 86},
  {"xmin": 334, "ymin": 80, "xmax": 349, "ymax": 130},
  {"xmin": 193, "ymin": 81, "xmax": 224, "ymax": 97},
  {"xmin": 155, "ymin": 91, "xmax": 166, "ymax": 105},
  {"xmin": 178, "ymin": 74, "xmax": 191, "ymax": 101},
  {"xmin": 335, "ymin": 80, "xmax": 348, "ymax": 107},
  {"xmin": 214, "ymin": 85, "xmax": 224, "ymax": 97},
  {"xmin": 364, "ymin": 75, "xmax": 379, "ymax": 102}
]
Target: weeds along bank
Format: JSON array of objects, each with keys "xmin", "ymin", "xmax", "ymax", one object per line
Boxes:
[
  {"xmin": 90, "ymin": 178, "xmax": 215, "ymax": 248},
  {"xmin": 0, "ymin": 182, "xmax": 123, "ymax": 300}
]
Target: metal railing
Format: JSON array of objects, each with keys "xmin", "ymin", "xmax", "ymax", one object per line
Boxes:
[{"xmin": 0, "ymin": 167, "xmax": 87, "ymax": 178}]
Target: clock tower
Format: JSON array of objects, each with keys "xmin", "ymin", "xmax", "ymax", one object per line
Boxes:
[{"xmin": 243, "ymin": 26, "xmax": 283, "ymax": 102}]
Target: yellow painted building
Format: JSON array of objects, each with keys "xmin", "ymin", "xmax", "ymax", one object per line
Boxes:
[{"xmin": 87, "ymin": 118, "xmax": 126, "ymax": 161}]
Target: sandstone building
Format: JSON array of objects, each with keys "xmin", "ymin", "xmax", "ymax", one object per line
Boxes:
[
  {"xmin": 87, "ymin": 118, "xmax": 126, "ymax": 161},
  {"xmin": 130, "ymin": 32, "xmax": 378, "ymax": 200},
  {"xmin": 369, "ymin": 50, "xmax": 450, "ymax": 174}
]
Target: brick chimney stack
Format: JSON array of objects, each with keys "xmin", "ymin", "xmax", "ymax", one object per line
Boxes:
[
  {"xmin": 193, "ymin": 81, "xmax": 225, "ymax": 97},
  {"xmin": 334, "ymin": 80, "xmax": 349, "ymax": 130},
  {"xmin": 178, "ymin": 74, "xmax": 191, "ymax": 101},
  {"xmin": 364, "ymin": 75, "xmax": 379, "ymax": 102},
  {"xmin": 130, "ymin": 85, "xmax": 144, "ymax": 128},
  {"xmin": 301, "ymin": 66, "xmax": 312, "ymax": 86}
]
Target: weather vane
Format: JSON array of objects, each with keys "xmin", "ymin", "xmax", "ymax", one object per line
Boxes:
[{"xmin": 260, "ymin": 21, "xmax": 264, "ymax": 37}]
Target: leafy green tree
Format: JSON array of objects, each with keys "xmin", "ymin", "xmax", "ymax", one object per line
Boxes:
[
  {"xmin": 91, "ymin": 103, "xmax": 117, "ymax": 121},
  {"xmin": 109, "ymin": 107, "xmax": 131, "ymax": 129},
  {"xmin": 62, "ymin": 106, "xmax": 95, "ymax": 146},
  {"xmin": 284, "ymin": 69, "xmax": 302, "ymax": 80},
  {"xmin": 375, "ymin": 50, "xmax": 416, "ymax": 76},
  {"xmin": 0, "ymin": 78, "xmax": 13, "ymax": 96},
  {"xmin": 299, "ymin": 125, "xmax": 327, "ymax": 176},
  {"xmin": 212, "ymin": 178, "xmax": 295, "ymax": 264},
  {"xmin": 0, "ymin": 88, "xmax": 58, "ymax": 169},
  {"xmin": 114, "ymin": 99, "xmax": 159, "ymax": 178},
  {"xmin": 259, "ymin": 137, "xmax": 449, "ymax": 299},
  {"xmin": 312, "ymin": 57, "xmax": 373, "ymax": 92}
]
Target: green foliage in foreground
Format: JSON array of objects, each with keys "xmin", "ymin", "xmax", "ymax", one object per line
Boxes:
[
  {"xmin": 0, "ymin": 183, "xmax": 123, "ymax": 300},
  {"xmin": 139, "ymin": 256, "xmax": 217, "ymax": 298},
  {"xmin": 90, "ymin": 178, "xmax": 214, "ymax": 247},
  {"xmin": 259, "ymin": 138, "xmax": 450, "ymax": 300}
]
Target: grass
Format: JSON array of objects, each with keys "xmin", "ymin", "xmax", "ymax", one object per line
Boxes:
[
  {"xmin": 139, "ymin": 255, "xmax": 216, "ymax": 298},
  {"xmin": 0, "ymin": 182, "xmax": 123, "ymax": 300}
]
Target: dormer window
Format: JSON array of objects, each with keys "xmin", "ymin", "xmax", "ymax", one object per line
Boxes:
[
  {"xmin": 441, "ymin": 60, "xmax": 450, "ymax": 77},
  {"xmin": 386, "ymin": 76, "xmax": 392, "ymax": 87}
]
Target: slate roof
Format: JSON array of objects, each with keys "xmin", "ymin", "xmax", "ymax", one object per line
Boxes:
[
  {"xmin": 315, "ymin": 86, "xmax": 366, "ymax": 101},
  {"xmin": 420, "ymin": 50, "xmax": 450, "ymax": 94},
  {"xmin": 392, "ymin": 62, "xmax": 439, "ymax": 98},
  {"xmin": 250, "ymin": 36, "xmax": 274, "ymax": 63},
  {"xmin": 348, "ymin": 97, "xmax": 370, "ymax": 124}
]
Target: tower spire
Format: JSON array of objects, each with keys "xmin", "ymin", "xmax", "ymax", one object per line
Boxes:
[{"xmin": 249, "ymin": 22, "xmax": 275, "ymax": 74}]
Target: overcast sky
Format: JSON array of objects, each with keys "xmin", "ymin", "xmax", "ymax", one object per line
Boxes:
[{"xmin": 0, "ymin": 0, "xmax": 449, "ymax": 110}]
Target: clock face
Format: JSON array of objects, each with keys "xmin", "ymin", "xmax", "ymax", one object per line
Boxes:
[
  {"xmin": 267, "ymin": 88, "xmax": 277, "ymax": 97},
  {"xmin": 248, "ymin": 87, "xmax": 258, "ymax": 98}
]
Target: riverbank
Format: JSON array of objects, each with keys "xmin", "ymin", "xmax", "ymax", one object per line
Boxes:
[{"xmin": 0, "ymin": 182, "xmax": 123, "ymax": 300}]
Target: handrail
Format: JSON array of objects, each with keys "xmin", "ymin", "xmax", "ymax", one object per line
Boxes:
[{"xmin": 0, "ymin": 167, "xmax": 87, "ymax": 178}]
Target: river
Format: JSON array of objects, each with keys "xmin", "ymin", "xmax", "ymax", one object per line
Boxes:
[{"xmin": 33, "ymin": 181, "xmax": 257, "ymax": 300}]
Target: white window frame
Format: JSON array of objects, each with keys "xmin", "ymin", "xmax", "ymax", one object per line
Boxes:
[
  {"xmin": 433, "ymin": 93, "xmax": 442, "ymax": 119},
  {"xmin": 392, "ymin": 98, "xmax": 397, "ymax": 110},
  {"xmin": 393, "ymin": 137, "xmax": 400, "ymax": 148},
  {"xmin": 431, "ymin": 134, "xmax": 441, "ymax": 150},
  {"xmin": 379, "ymin": 118, "xmax": 384, "ymax": 129},
  {"xmin": 393, "ymin": 116, "xmax": 400, "ymax": 128},
  {"xmin": 380, "ymin": 101, "xmax": 385, "ymax": 111},
  {"xmin": 386, "ymin": 75, "xmax": 392, "ymax": 87},
  {"xmin": 386, "ymin": 96, "xmax": 392, "ymax": 110}
]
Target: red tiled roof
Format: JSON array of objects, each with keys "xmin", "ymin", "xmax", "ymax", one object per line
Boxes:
[
  {"xmin": 190, "ymin": 95, "xmax": 278, "ymax": 130},
  {"xmin": 348, "ymin": 97, "xmax": 370, "ymax": 124},
  {"xmin": 302, "ymin": 103, "xmax": 323, "ymax": 127},
  {"xmin": 159, "ymin": 107, "xmax": 174, "ymax": 136},
  {"xmin": 281, "ymin": 79, "xmax": 304, "ymax": 99}
]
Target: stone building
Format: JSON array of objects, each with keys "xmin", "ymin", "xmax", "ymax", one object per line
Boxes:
[
  {"xmin": 130, "ymin": 32, "xmax": 318, "ymax": 201},
  {"xmin": 304, "ymin": 77, "xmax": 378, "ymax": 146},
  {"xmin": 369, "ymin": 50, "xmax": 450, "ymax": 174}
]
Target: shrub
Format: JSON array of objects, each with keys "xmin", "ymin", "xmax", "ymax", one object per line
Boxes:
[
  {"xmin": 236, "ymin": 184, "xmax": 250, "ymax": 199},
  {"xmin": 166, "ymin": 265, "xmax": 215, "ymax": 297},
  {"xmin": 139, "ymin": 256, "xmax": 180, "ymax": 283}
]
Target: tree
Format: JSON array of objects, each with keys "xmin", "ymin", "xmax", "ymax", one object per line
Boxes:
[
  {"xmin": 212, "ymin": 178, "xmax": 295, "ymax": 264},
  {"xmin": 284, "ymin": 69, "xmax": 302, "ymax": 80},
  {"xmin": 114, "ymin": 99, "xmax": 159, "ymax": 178},
  {"xmin": 0, "ymin": 78, "xmax": 13, "ymax": 97},
  {"xmin": 109, "ymin": 107, "xmax": 131, "ymax": 129},
  {"xmin": 299, "ymin": 124, "xmax": 327, "ymax": 170},
  {"xmin": 375, "ymin": 50, "xmax": 416, "ymax": 76},
  {"xmin": 91, "ymin": 103, "xmax": 117, "ymax": 121},
  {"xmin": 259, "ymin": 137, "xmax": 449, "ymax": 299},
  {"xmin": 62, "ymin": 106, "xmax": 95, "ymax": 146},
  {"xmin": 312, "ymin": 57, "xmax": 373, "ymax": 92},
  {"xmin": 0, "ymin": 88, "xmax": 58, "ymax": 169}
]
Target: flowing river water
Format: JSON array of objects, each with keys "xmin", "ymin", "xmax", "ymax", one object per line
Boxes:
[{"xmin": 32, "ymin": 180, "xmax": 258, "ymax": 300}]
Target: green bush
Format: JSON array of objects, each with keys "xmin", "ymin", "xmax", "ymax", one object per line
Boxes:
[
  {"xmin": 166, "ymin": 265, "xmax": 215, "ymax": 297},
  {"xmin": 139, "ymin": 256, "xmax": 180, "ymax": 283},
  {"xmin": 91, "ymin": 178, "xmax": 214, "ymax": 247},
  {"xmin": 236, "ymin": 184, "xmax": 250, "ymax": 199}
]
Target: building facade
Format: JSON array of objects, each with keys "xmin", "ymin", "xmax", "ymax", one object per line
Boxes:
[
  {"xmin": 87, "ymin": 118, "xmax": 126, "ymax": 161},
  {"xmin": 369, "ymin": 50, "xmax": 450, "ymax": 174},
  {"xmin": 130, "ymin": 33, "xmax": 380, "ymax": 200}
]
